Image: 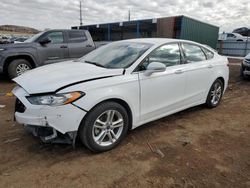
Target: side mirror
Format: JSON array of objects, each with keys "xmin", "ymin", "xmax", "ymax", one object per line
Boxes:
[
  {"xmin": 39, "ymin": 37, "xmax": 51, "ymax": 45},
  {"xmin": 144, "ymin": 62, "xmax": 166, "ymax": 76}
]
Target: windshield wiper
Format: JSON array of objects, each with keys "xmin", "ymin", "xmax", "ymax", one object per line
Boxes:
[{"xmin": 84, "ymin": 60, "xmax": 106, "ymax": 68}]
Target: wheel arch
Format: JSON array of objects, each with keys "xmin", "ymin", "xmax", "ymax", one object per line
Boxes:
[
  {"xmin": 3, "ymin": 55, "xmax": 37, "ymax": 74},
  {"xmin": 206, "ymin": 76, "xmax": 226, "ymax": 101},
  {"xmin": 79, "ymin": 98, "xmax": 133, "ymax": 131},
  {"xmin": 217, "ymin": 76, "xmax": 225, "ymax": 89}
]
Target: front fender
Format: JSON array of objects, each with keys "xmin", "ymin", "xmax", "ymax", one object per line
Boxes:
[
  {"xmin": 1, "ymin": 46, "xmax": 39, "ymax": 69},
  {"xmin": 60, "ymin": 75, "xmax": 140, "ymax": 127}
]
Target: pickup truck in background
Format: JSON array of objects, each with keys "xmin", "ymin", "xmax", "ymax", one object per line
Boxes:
[{"xmin": 0, "ymin": 29, "xmax": 95, "ymax": 78}]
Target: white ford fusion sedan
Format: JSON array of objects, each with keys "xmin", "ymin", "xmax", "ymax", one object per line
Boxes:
[{"xmin": 12, "ymin": 38, "xmax": 229, "ymax": 152}]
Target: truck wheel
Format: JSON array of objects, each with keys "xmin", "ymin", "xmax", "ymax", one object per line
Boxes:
[{"xmin": 8, "ymin": 59, "xmax": 32, "ymax": 79}]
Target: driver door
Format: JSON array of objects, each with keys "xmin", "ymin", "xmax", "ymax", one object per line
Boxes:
[
  {"xmin": 138, "ymin": 43, "xmax": 187, "ymax": 123},
  {"xmin": 37, "ymin": 31, "xmax": 69, "ymax": 64}
]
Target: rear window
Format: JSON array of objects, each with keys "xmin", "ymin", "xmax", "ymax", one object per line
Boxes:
[
  {"xmin": 182, "ymin": 43, "xmax": 206, "ymax": 62},
  {"xmin": 202, "ymin": 47, "xmax": 214, "ymax": 60},
  {"xmin": 68, "ymin": 30, "xmax": 87, "ymax": 43}
]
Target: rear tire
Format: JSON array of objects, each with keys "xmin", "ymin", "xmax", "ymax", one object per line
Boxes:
[
  {"xmin": 79, "ymin": 101, "xmax": 129, "ymax": 153},
  {"xmin": 8, "ymin": 59, "xmax": 32, "ymax": 79},
  {"xmin": 206, "ymin": 79, "xmax": 224, "ymax": 108}
]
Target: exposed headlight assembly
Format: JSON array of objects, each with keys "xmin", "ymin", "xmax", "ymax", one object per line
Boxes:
[
  {"xmin": 26, "ymin": 91, "xmax": 85, "ymax": 106},
  {"xmin": 243, "ymin": 59, "xmax": 250, "ymax": 66}
]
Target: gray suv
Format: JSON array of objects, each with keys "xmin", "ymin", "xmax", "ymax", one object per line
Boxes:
[{"xmin": 0, "ymin": 29, "xmax": 95, "ymax": 78}]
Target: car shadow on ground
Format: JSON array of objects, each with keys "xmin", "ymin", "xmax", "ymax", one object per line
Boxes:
[
  {"xmin": 130, "ymin": 104, "xmax": 205, "ymax": 135},
  {"xmin": 0, "ymin": 74, "xmax": 10, "ymax": 83},
  {"xmin": 24, "ymin": 104, "xmax": 205, "ymax": 157}
]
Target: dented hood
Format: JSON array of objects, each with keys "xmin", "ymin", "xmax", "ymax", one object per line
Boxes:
[{"xmin": 13, "ymin": 60, "xmax": 123, "ymax": 94}]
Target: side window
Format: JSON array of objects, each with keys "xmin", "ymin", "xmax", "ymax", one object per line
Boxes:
[
  {"xmin": 148, "ymin": 43, "xmax": 181, "ymax": 67},
  {"xmin": 182, "ymin": 43, "xmax": 206, "ymax": 63},
  {"xmin": 46, "ymin": 32, "xmax": 64, "ymax": 44},
  {"xmin": 227, "ymin": 34, "xmax": 234, "ymax": 38},
  {"xmin": 202, "ymin": 47, "xmax": 214, "ymax": 60},
  {"xmin": 68, "ymin": 30, "xmax": 87, "ymax": 43}
]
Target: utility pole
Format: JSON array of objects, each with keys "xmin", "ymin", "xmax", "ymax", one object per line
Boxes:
[
  {"xmin": 128, "ymin": 10, "xmax": 130, "ymax": 21},
  {"xmin": 80, "ymin": 1, "xmax": 83, "ymax": 26}
]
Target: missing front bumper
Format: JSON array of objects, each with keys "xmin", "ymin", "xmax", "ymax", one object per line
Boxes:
[{"xmin": 24, "ymin": 125, "xmax": 77, "ymax": 147}]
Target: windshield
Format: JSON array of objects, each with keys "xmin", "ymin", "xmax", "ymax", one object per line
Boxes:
[
  {"xmin": 80, "ymin": 42, "xmax": 152, "ymax": 69},
  {"xmin": 24, "ymin": 31, "xmax": 44, "ymax": 43}
]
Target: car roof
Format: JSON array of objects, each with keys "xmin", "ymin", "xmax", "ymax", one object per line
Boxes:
[
  {"xmin": 116, "ymin": 38, "xmax": 206, "ymax": 47},
  {"xmin": 45, "ymin": 29, "xmax": 87, "ymax": 32}
]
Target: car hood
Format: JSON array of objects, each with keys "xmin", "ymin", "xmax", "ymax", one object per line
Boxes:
[
  {"xmin": 13, "ymin": 61, "xmax": 124, "ymax": 94},
  {"xmin": 245, "ymin": 53, "xmax": 250, "ymax": 59}
]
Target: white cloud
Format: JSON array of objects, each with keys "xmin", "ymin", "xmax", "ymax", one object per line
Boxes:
[{"xmin": 0, "ymin": 0, "xmax": 249, "ymax": 32}]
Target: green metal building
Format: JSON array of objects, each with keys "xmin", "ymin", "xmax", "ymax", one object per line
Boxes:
[{"xmin": 72, "ymin": 15, "xmax": 219, "ymax": 49}]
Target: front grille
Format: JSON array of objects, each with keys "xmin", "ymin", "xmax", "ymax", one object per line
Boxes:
[
  {"xmin": 245, "ymin": 59, "xmax": 250, "ymax": 64},
  {"xmin": 15, "ymin": 98, "xmax": 26, "ymax": 113}
]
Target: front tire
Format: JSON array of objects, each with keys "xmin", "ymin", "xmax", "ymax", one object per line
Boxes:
[
  {"xmin": 206, "ymin": 79, "xmax": 224, "ymax": 108},
  {"xmin": 79, "ymin": 101, "xmax": 129, "ymax": 152},
  {"xmin": 8, "ymin": 59, "xmax": 32, "ymax": 79}
]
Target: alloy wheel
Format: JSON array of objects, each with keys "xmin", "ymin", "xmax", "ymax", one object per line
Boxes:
[
  {"xmin": 16, "ymin": 63, "xmax": 31, "ymax": 76},
  {"xmin": 92, "ymin": 110, "xmax": 124, "ymax": 147},
  {"xmin": 210, "ymin": 82, "xmax": 222, "ymax": 105}
]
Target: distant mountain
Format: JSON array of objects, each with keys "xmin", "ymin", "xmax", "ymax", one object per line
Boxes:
[{"xmin": 0, "ymin": 25, "xmax": 39, "ymax": 34}]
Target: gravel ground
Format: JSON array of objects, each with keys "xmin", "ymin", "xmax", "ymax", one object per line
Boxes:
[{"xmin": 0, "ymin": 59, "xmax": 249, "ymax": 188}]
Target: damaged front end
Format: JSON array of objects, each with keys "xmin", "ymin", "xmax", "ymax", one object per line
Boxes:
[
  {"xmin": 12, "ymin": 86, "xmax": 87, "ymax": 148},
  {"xmin": 24, "ymin": 125, "xmax": 77, "ymax": 147}
]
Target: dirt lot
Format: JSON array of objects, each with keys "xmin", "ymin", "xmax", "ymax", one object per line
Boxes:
[{"xmin": 0, "ymin": 59, "xmax": 249, "ymax": 188}]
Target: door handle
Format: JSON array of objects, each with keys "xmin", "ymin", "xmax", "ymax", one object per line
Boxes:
[
  {"xmin": 60, "ymin": 45, "xmax": 68, "ymax": 48},
  {"xmin": 175, "ymin": 70, "xmax": 183, "ymax": 74},
  {"xmin": 207, "ymin": 64, "xmax": 213, "ymax": 68}
]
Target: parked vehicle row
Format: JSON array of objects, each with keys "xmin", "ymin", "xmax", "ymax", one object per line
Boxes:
[
  {"xmin": 0, "ymin": 35, "xmax": 30, "ymax": 44},
  {"xmin": 12, "ymin": 38, "xmax": 229, "ymax": 152},
  {"xmin": 0, "ymin": 29, "xmax": 95, "ymax": 78}
]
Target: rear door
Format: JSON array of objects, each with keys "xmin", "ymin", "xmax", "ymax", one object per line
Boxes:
[
  {"xmin": 181, "ymin": 43, "xmax": 214, "ymax": 104},
  {"xmin": 37, "ymin": 31, "xmax": 69, "ymax": 64},
  {"xmin": 67, "ymin": 30, "xmax": 95, "ymax": 59}
]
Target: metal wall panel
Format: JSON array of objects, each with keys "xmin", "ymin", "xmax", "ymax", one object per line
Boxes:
[
  {"xmin": 156, "ymin": 17, "xmax": 175, "ymax": 38},
  {"xmin": 75, "ymin": 16, "xmax": 219, "ymax": 48},
  {"xmin": 179, "ymin": 16, "xmax": 219, "ymax": 49},
  {"xmin": 217, "ymin": 41, "xmax": 250, "ymax": 57}
]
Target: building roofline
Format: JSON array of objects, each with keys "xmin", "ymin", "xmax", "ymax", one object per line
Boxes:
[{"xmin": 72, "ymin": 15, "xmax": 219, "ymax": 29}]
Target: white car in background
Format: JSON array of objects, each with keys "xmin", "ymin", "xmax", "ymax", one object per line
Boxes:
[
  {"xmin": 12, "ymin": 38, "xmax": 229, "ymax": 152},
  {"xmin": 218, "ymin": 32, "xmax": 248, "ymax": 42}
]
